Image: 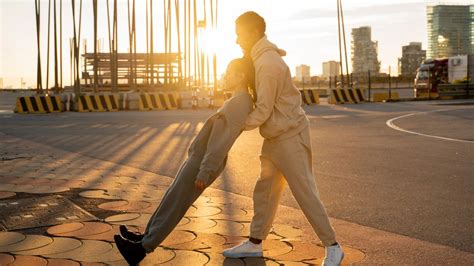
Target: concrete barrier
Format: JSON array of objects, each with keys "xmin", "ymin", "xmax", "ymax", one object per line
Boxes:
[{"xmin": 15, "ymin": 95, "xmax": 62, "ymax": 114}]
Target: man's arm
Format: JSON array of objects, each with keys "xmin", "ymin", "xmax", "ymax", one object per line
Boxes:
[{"xmin": 244, "ymin": 74, "xmax": 279, "ymax": 130}]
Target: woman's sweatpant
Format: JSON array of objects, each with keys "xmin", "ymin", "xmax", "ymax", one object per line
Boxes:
[
  {"xmin": 141, "ymin": 155, "xmax": 218, "ymax": 253},
  {"xmin": 249, "ymin": 127, "xmax": 337, "ymax": 246}
]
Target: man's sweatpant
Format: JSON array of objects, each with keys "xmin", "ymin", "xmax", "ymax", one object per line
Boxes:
[
  {"xmin": 141, "ymin": 155, "xmax": 218, "ymax": 253},
  {"xmin": 249, "ymin": 127, "xmax": 337, "ymax": 246}
]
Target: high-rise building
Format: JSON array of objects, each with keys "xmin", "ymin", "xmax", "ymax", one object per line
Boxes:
[
  {"xmin": 427, "ymin": 5, "xmax": 474, "ymax": 59},
  {"xmin": 322, "ymin": 61, "xmax": 340, "ymax": 78},
  {"xmin": 295, "ymin": 64, "xmax": 310, "ymax": 83},
  {"xmin": 351, "ymin": 26, "xmax": 380, "ymax": 75},
  {"xmin": 398, "ymin": 42, "xmax": 426, "ymax": 77}
]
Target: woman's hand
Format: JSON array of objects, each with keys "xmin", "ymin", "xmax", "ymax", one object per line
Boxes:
[{"xmin": 195, "ymin": 179, "xmax": 206, "ymax": 190}]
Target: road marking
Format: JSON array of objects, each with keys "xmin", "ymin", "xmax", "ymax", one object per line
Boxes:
[{"xmin": 386, "ymin": 108, "xmax": 474, "ymax": 143}]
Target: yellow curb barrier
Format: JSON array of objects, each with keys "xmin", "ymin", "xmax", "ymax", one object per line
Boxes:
[
  {"xmin": 15, "ymin": 95, "xmax": 62, "ymax": 114},
  {"xmin": 139, "ymin": 93, "xmax": 178, "ymax": 111},
  {"xmin": 78, "ymin": 94, "xmax": 119, "ymax": 112},
  {"xmin": 300, "ymin": 89, "xmax": 320, "ymax": 105},
  {"xmin": 373, "ymin": 92, "xmax": 400, "ymax": 102},
  {"xmin": 329, "ymin": 88, "xmax": 366, "ymax": 104},
  {"xmin": 416, "ymin": 92, "xmax": 438, "ymax": 99}
]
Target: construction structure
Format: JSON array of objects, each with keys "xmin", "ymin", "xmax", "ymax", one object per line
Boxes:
[
  {"xmin": 34, "ymin": 0, "xmax": 219, "ymax": 95},
  {"xmin": 427, "ymin": 5, "xmax": 473, "ymax": 59},
  {"xmin": 351, "ymin": 26, "xmax": 380, "ymax": 76}
]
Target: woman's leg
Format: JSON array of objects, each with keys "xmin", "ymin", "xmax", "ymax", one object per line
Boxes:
[{"xmin": 141, "ymin": 155, "xmax": 216, "ymax": 253}]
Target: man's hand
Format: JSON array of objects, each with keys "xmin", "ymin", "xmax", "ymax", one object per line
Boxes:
[{"xmin": 195, "ymin": 179, "xmax": 206, "ymax": 190}]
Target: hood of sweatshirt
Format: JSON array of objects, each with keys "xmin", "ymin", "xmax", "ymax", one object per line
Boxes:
[{"xmin": 250, "ymin": 36, "xmax": 287, "ymax": 61}]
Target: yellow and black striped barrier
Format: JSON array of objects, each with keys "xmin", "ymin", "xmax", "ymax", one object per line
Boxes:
[
  {"xmin": 139, "ymin": 92, "xmax": 178, "ymax": 111},
  {"xmin": 78, "ymin": 94, "xmax": 119, "ymax": 112},
  {"xmin": 329, "ymin": 88, "xmax": 366, "ymax": 104},
  {"xmin": 15, "ymin": 95, "xmax": 62, "ymax": 114},
  {"xmin": 300, "ymin": 89, "xmax": 320, "ymax": 105}
]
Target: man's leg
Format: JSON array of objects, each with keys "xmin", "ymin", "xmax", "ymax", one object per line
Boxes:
[
  {"xmin": 272, "ymin": 129, "xmax": 337, "ymax": 246},
  {"xmin": 141, "ymin": 155, "xmax": 214, "ymax": 252},
  {"xmin": 249, "ymin": 150, "xmax": 287, "ymax": 240},
  {"xmin": 223, "ymin": 142, "xmax": 286, "ymax": 258}
]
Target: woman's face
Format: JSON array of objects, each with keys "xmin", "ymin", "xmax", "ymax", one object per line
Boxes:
[{"xmin": 223, "ymin": 67, "xmax": 244, "ymax": 91}]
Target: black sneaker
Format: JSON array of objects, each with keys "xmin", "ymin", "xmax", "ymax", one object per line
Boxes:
[
  {"xmin": 119, "ymin": 224, "xmax": 144, "ymax": 242},
  {"xmin": 114, "ymin": 234, "xmax": 146, "ymax": 265}
]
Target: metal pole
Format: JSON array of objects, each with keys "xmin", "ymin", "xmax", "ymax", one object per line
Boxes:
[
  {"xmin": 467, "ymin": 55, "xmax": 470, "ymax": 98},
  {"xmin": 93, "ymin": 0, "xmax": 98, "ymax": 93},
  {"xmin": 368, "ymin": 70, "xmax": 371, "ymax": 102},
  {"xmin": 60, "ymin": 0, "xmax": 63, "ymax": 89},
  {"xmin": 339, "ymin": 0, "xmax": 350, "ymax": 87},
  {"xmin": 54, "ymin": 0, "xmax": 59, "ymax": 92},
  {"xmin": 150, "ymin": 0, "xmax": 154, "ymax": 88},
  {"xmin": 46, "ymin": 0, "xmax": 51, "ymax": 93},
  {"xmin": 389, "ymin": 66, "xmax": 392, "ymax": 100},
  {"xmin": 35, "ymin": 0, "xmax": 43, "ymax": 93},
  {"xmin": 336, "ymin": 0, "xmax": 344, "ymax": 88}
]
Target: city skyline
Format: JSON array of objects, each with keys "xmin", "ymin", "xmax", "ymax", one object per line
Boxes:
[{"xmin": 0, "ymin": 0, "xmax": 470, "ymax": 88}]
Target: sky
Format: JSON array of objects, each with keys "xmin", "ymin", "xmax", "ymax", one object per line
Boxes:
[{"xmin": 0, "ymin": 0, "xmax": 472, "ymax": 88}]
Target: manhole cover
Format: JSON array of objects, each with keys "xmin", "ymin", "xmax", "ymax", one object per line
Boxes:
[{"xmin": 0, "ymin": 195, "xmax": 98, "ymax": 230}]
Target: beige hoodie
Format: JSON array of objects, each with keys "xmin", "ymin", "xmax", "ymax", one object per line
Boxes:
[{"xmin": 245, "ymin": 36, "xmax": 308, "ymax": 140}]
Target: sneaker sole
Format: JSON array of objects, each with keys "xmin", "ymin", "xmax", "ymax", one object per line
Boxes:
[{"xmin": 223, "ymin": 251, "xmax": 263, "ymax": 258}]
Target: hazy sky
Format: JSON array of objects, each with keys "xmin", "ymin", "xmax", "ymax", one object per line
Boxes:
[{"xmin": 0, "ymin": 0, "xmax": 471, "ymax": 88}]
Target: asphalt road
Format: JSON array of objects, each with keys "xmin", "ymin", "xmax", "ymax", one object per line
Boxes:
[{"xmin": 1, "ymin": 92, "xmax": 473, "ymax": 253}]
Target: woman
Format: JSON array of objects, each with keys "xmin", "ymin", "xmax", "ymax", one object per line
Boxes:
[{"xmin": 115, "ymin": 57, "xmax": 255, "ymax": 265}]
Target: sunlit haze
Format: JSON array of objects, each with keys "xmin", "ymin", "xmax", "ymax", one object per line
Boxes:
[{"xmin": 0, "ymin": 0, "xmax": 469, "ymax": 88}]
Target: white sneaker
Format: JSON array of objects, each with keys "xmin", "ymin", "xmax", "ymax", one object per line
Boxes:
[
  {"xmin": 222, "ymin": 240, "xmax": 263, "ymax": 258},
  {"xmin": 322, "ymin": 243, "xmax": 344, "ymax": 266}
]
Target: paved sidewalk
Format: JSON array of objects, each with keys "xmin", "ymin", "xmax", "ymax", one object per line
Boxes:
[
  {"xmin": 1, "ymin": 132, "xmax": 473, "ymax": 265},
  {"xmin": 0, "ymin": 133, "xmax": 364, "ymax": 265}
]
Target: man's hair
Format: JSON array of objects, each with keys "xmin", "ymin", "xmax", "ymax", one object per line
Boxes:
[{"xmin": 235, "ymin": 11, "xmax": 266, "ymax": 35}]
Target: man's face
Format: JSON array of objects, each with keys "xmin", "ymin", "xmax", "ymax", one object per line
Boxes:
[{"xmin": 235, "ymin": 24, "xmax": 260, "ymax": 54}]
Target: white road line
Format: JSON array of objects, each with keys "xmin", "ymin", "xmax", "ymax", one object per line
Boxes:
[{"xmin": 386, "ymin": 108, "xmax": 474, "ymax": 143}]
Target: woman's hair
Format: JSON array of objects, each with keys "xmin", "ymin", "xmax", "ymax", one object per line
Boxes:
[{"xmin": 227, "ymin": 56, "xmax": 256, "ymax": 102}]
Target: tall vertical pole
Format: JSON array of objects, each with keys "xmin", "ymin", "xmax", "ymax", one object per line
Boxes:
[
  {"xmin": 60, "ymin": 0, "xmax": 63, "ymax": 88},
  {"xmin": 187, "ymin": 0, "xmax": 191, "ymax": 89},
  {"xmin": 93, "ymin": 0, "xmax": 98, "ymax": 93},
  {"xmin": 164, "ymin": 0, "xmax": 168, "ymax": 86},
  {"xmin": 336, "ymin": 0, "xmax": 344, "ymax": 88},
  {"xmin": 175, "ymin": 0, "xmax": 182, "ymax": 87},
  {"xmin": 389, "ymin": 66, "xmax": 392, "ymax": 100},
  {"xmin": 53, "ymin": 0, "xmax": 59, "ymax": 92},
  {"xmin": 339, "ymin": 0, "xmax": 351, "ymax": 87},
  {"xmin": 145, "ymin": 0, "xmax": 149, "ymax": 89},
  {"xmin": 113, "ymin": 0, "xmax": 118, "ymax": 93},
  {"xmin": 46, "ymin": 0, "xmax": 51, "ymax": 93},
  {"xmin": 150, "ymin": 0, "xmax": 154, "ymax": 88},
  {"xmin": 127, "ymin": 0, "xmax": 133, "ymax": 90},
  {"xmin": 368, "ymin": 70, "xmax": 371, "ymax": 102},
  {"xmin": 35, "ymin": 0, "xmax": 43, "ymax": 93}
]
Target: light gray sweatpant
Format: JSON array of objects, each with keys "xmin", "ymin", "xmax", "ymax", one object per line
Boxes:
[
  {"xmin": 141, "ymin": 154, "xmax": 219, "ymax": 253},
  {"xmin": 249, "ymin": 127, "xmax": 337, "ymax": 246}
]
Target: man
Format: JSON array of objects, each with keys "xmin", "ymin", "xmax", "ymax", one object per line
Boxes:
[{"xmin": 222, "ymin": 11, "xmax": 344, "ymax": 266}]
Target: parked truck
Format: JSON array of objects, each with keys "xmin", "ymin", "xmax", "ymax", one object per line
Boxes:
[{"xmin": 414, "ymin": 54, "xmax": 474, "ymax": 98}]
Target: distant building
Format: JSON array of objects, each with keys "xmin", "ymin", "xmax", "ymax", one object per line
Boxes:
[
  {"xmin": 295, "ymin": 64, "xmax": 310, "ymax": 83},
  {"xmin": 322, "ymin": 61, "xmax": 340, "ymax": 78},
  {"xmin": 427, "ymin": 5, "xmax": 474, "ymax": 59},
  {"xmin": 351, "ymin": 26, "xmax": 380, "ymax": 75},
  {"xmin": 398, "ymin": 42, "xmax": 426, "ymax": 77},
  {"xmin": 0, "ymin": 78, "xmax": 3, "ymax": 89}
]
